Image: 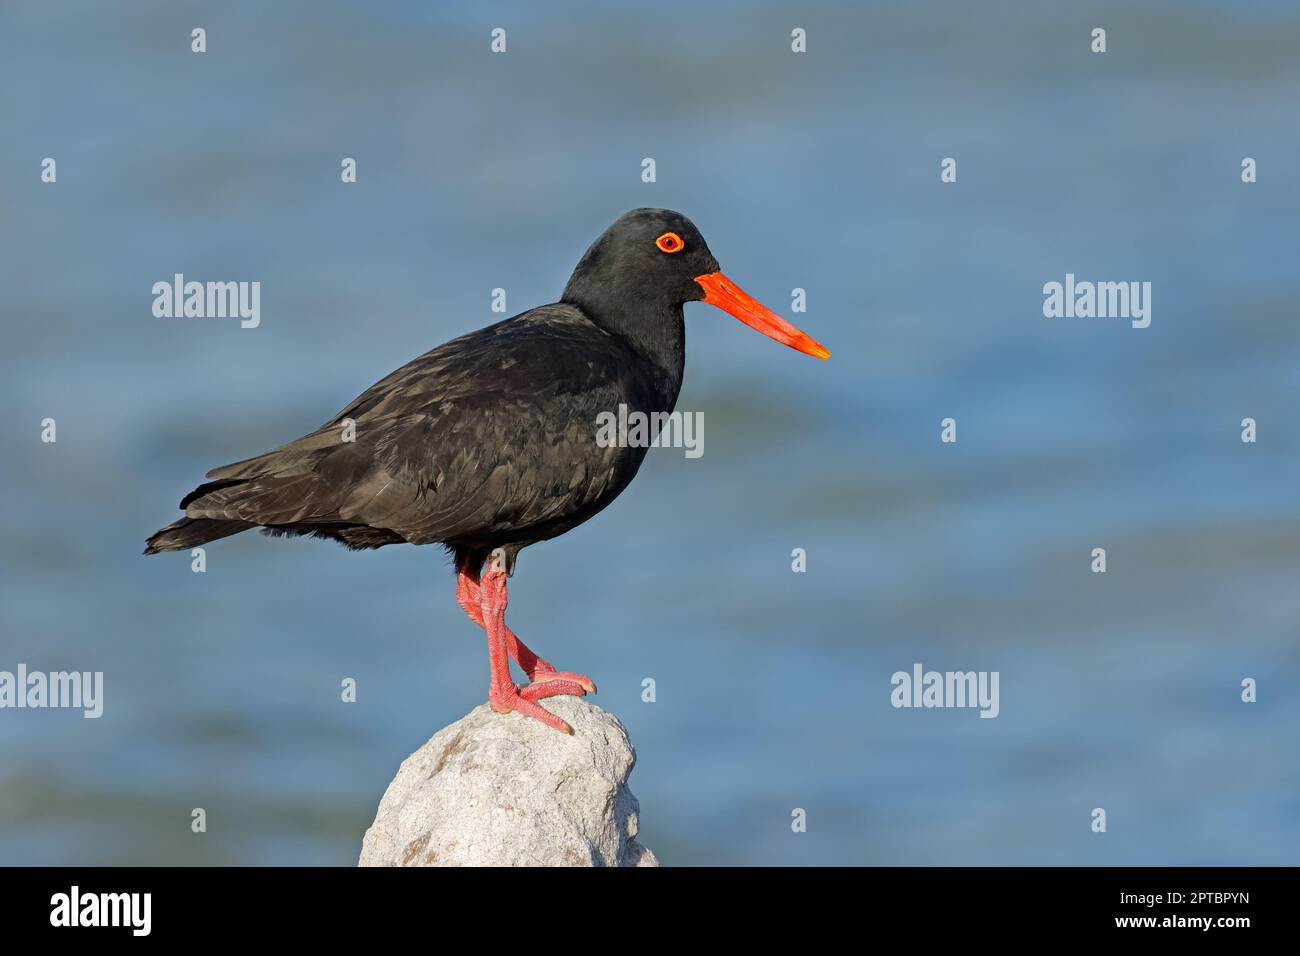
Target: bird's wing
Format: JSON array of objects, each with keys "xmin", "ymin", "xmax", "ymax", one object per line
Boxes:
[{"xmin": 188, "ymin": 306, "xmax": 651, "ymax": 540}]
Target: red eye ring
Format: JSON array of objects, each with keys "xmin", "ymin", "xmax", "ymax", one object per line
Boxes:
[{"xmin": 655, "ymin": 231, "xmax": 684, "ymax": 253}]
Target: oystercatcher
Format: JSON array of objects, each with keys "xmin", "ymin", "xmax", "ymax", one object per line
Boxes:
[{"xmin": 146, "ymin": 208, "xmax": 830, "ymax": 733}]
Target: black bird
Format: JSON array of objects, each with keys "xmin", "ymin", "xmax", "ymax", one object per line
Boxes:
[{"xmin": 146, "ymin": 208, "xmax": 829, "ymax": 733}]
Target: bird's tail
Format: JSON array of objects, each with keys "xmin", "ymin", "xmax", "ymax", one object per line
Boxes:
[{"xmin": 143, "ymin": 517, "xmax": 252, "ymax": 554}]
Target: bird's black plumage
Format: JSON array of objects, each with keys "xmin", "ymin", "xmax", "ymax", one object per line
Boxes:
[{"xmin": 145, "ymin": 209, "xmax": 719, "ymax": 572}]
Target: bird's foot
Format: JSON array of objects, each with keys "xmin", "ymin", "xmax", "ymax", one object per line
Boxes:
[
  {"xmin": 520, "ymin": 678, "xmax": 590, "ymax": 702},
  {"xmin": 527, "ymin": 664, "xmax": 598, "ymax": 695},
  {"xmin": 489, "ymin": 684, "xmax": 578, "ymax": 735},
  {"xmin": 475, "ymin": 563, "xmax": 593, "ymax": 735}
]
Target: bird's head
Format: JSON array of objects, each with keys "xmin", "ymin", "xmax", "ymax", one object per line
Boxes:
[{"xmin": 562, "ymin": 208, "xmax": 830, "ymax": 360}]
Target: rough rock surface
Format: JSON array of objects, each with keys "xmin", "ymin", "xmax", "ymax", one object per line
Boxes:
[{"xmin": 359, "ymin": 696, "xmax": 657, "ymax": 867}]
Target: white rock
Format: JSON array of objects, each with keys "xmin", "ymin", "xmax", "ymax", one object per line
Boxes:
[{"xmin": 359, "ymin": 696, "xmax": 657, "ymax": 867}]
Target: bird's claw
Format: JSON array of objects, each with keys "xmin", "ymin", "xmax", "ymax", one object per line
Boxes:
[
  {"xmin": 489, "ymin": 685, "xmax": 580, "ymax": 735},
  {"xmin": 519, "ymin": 678, "xmax": 590, "ymax": 702},
  {"xmin": 528, "ymin": 668, "xmax": 597, "ymax": 695}
]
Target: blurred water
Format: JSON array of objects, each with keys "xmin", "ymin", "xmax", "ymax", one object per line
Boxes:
[{"xmin": 2, "ymin": 0, "xmax": 1298, "ymax": 865}]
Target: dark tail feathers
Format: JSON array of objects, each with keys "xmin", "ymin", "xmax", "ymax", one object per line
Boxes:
[{"xmin": 144, "ymin": 517, "xmax": 252, "ymax": 554}]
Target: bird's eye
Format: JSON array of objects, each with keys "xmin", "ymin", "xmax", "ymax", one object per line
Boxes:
[{"xmin": 655, "ymin": 232, "xmax": 684, "ymax": 254}]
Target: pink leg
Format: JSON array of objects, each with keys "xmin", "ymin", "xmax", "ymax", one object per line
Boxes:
[
  {"xmin": 478, "ymin": 564, "xmax": 576, "ymax": 734},
  {"xmin": 455, "ymin": 565, "xmax": 596, "ymax": 693}
]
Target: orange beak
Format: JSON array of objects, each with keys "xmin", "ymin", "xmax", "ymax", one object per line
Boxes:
[{"xmin": 694, "ymin": 272, "xmax": 831, "ymax": 360}]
